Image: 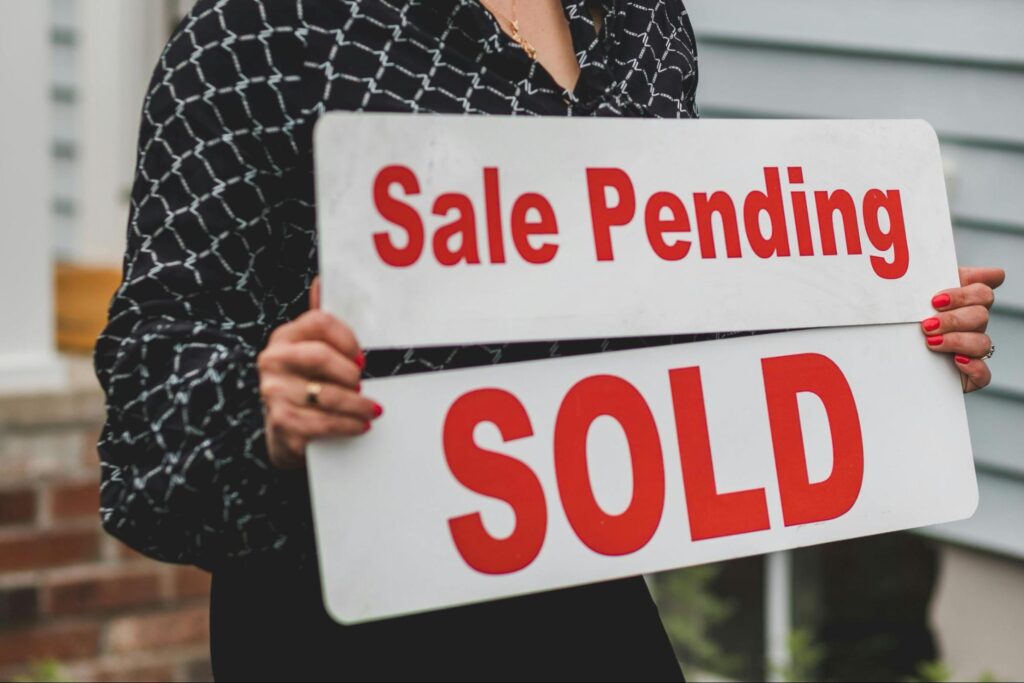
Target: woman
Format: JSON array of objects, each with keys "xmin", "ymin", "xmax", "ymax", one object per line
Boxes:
[{"xmin": 94, "ymin": 1, "xmax": 1004, "ymax": 681}]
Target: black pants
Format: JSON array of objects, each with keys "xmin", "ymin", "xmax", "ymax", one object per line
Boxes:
[{"xmin": 210, "ymin": 556, "xmax": 685, "ymax": 682}]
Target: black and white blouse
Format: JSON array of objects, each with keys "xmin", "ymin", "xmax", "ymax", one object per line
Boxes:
[{"xmin": 95, "ymin": 0, "xmax": 701, "ymax": 570}]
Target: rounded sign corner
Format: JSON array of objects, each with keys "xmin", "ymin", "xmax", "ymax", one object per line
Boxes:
[
  {"xmin": 961, "ymin": 480, "xmax": 981, "ymax": 521},
  {"xmin": 321, "ymin": 591, "xmax": 366, "ymax": 627},
  {"xmin": 908, "ymin": 118, "xmax": 941, "ymax": 149}
]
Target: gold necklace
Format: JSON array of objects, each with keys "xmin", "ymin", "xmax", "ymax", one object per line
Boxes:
[{"xmin": 481, "ymin": 0, "xmax": 538, "ymax": 60}]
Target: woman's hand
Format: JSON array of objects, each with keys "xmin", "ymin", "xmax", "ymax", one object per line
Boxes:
[
  {"xmin": 257, "ymin": 277, "xmax": 382, "ymax": 470},
  {"xmin": 922, "ymin": 266, "xmax": 1006, "ymax": 394}
]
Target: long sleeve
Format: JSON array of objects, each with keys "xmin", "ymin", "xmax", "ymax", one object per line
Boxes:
[
  {"xmin": 94, "ymin": 0, "xmax": 327, "ymax": 569},
  {"xmin": 92, "ymin": 0, "xmax": 702, "ymax": 570}
]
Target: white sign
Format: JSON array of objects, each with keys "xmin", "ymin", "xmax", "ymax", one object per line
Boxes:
[
  {"xmin": 315, "ymin": 115, "xmax": 958, "ymax": 347},
  {"xmin": 308, "ymin": 324, "xmax": 976, "ymax": 624}
]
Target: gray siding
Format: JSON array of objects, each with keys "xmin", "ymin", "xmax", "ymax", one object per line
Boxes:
[
  {"xmin": 685, "ymin": 0, "xmax": 1024, "ymax": 558},
  {"xmin": 51, "ymin": 0, "xmax": 78, "ymax": 261}
]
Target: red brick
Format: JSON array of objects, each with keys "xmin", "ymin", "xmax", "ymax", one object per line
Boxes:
[
  {"xmin": 0, "ymin": 587, "xmax": 39, "ymax": 624},
  {"xmin": 45, "ymin": 569, "xmax": 163, "ymax": 616},
  {"xmin": 106, "ymin": 605, "xmax": 209, "ymax": 653},
  {"xmin": 172, "ymin": 566, "xmax": 211, "ymax": 601},
  {"xmin": 0, "ymin": 432, "xmax": 82, "ymax": 483},
  {"xmin": 49, "ymin": 480, "xmax": 100, "ymax": 521},
  {"xmin": 0, "ymin": 528, "xmax": 100, "ymax": 572},
  {"xmin": 79, "ymin": 663, "xmax": 177, "ymax": 683},
  {"xmin": 80, "ymin": 427, "xmax": 102, "ymax": 470},
  {"xmin": 115, "ymin": 541, "xmax": 147, "ymax": 561},
  {"xmin": 0, "ymin": 622, "xmax": 100, "ymax": 667},
  {"xmin": 0, "ymin": 489, "xmax": 36, "ymax": 526},
  {"xmin": 185, "ymin": 657, "xmax": 214, "ymax": 682}
]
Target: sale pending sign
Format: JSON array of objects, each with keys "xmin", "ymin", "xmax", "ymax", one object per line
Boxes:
[
  {"xmin": 314, "ymin": 115, "xmax": 959, "ymax": 347},
  {"xmin": 308, "ymin": 115, "xmax": 976, "ymax": 624}
]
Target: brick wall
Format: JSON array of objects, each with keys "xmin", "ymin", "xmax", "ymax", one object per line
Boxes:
[{"xmin": 0, "ymin": 361, "xmax": 211, "ymax": 683}]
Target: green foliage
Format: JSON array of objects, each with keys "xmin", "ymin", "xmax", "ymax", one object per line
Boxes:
[
  {"xmin": 905, "ymin": 660, "xmax": 953, "ymax": 682},
  {"xmin": 772, "ymin": 628, "xmax": 827, "ymax": 683},
  {"xmin": 905, "ymin": 662, "xmax": 1000, "ymax": 683},
  {"xmin": 10, "ymin": 661, "xmax": 65, "ymax": 683},
  {"xmin": 653, "ymin": 565, "xmax": 745, "ymax": 677}
]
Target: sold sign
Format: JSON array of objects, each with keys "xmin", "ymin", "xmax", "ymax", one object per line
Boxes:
[
  {"xmin": 308, "ymin": 325, "xmax": 975, "ymax": 623},
  {"xmin": 445, "ymin": 351, "xmax": 864, "ymax": 573},
  {"xmin": 308, "ymin": 115, "xmax": 975, "ymax": 623}
]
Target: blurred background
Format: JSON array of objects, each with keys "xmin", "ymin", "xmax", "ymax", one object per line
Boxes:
[{"xmin": 0, "ymin": 1, "xmax": 1020, "ymax": 681}]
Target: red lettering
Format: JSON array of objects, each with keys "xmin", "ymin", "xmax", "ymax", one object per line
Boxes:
[
  {"xmin": 863, "ymin": 189, "xmax": 909, "ymax": 279},
  {"xmin": 483, "ymin": 167, "xmax": 506, "ymax": 264},
  {"xmin": 814, "ymin": 189, "xmax": 863, "ymax": 256},
  {"xmin": 762, "ymin": 353, "xmax": 864, "ymax": 527},
  {"xmin": 669, "ymin": 367, "xmax": 771, "ymax": 541},
  {"xmin": 373, "ymin": 164, "xmax": 910, "ymax": 279},
  {"xmin": 744, "ymin": 167, "xmax": 791, "ymax": 258},
  {"xmin": 432, "ymin": 193, "xmax": 481, "ymax": 266},
  {"xmin": 554, "ymin": 375, "xmax": 665, "ymax": 556},
  {"xmin": 644, "ymin": 191, "xmax": 692, "ymax": 261},
  {"xmin": 586, "ymin": 168, "xmax": 636, "ymax": 261},
  {"xmin": 694, "ymin": 191, "xmax": 743, "ymax": 259},
  {"xmin": 511, "ymin": 192, "xmax": 560, "ymax": 264},
  {"xmin": 788, "ymin": 166, "xmax": 815, "ymax": 257},
  {"xmin": 372, "ymin": 165, "xmax": 424, "ymax": 267},
  {"xmin": 444, "ymin": 389, "xmax": 547, "ymax": 575}
]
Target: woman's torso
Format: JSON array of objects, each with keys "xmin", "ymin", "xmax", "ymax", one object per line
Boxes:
[
  {"xmin": 167, "ymin": 0, "xmax": 702, "ymax": 556},
  {"xmin": 160, "ymin": 1, "xmax": 698, "ymax": 678}
]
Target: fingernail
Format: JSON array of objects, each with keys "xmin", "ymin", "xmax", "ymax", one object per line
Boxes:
[
  {"xmin": 927, "ymin": 335, "xmax": 944, "ymax": 347},
  {"xmin": 932, "ymin": 294, "xmax": 951, "ymax": 309},
  {"xmin": 955, "ymin": 355, "xmax": 971, "ymax": 365},
  {"xmin": 363, "ymin": 421, "xmax": 372, "ymax": 433},
  {"xmin": 372, "ymin": 402, "xmax": 384, "ymax": 418},
  {"xmin": 355, "ymin": 381, "xmax": 362, "ymax": 392},
  {"xmin": 356, "ymin": 351, "xmax": 366, "ymax": 370},
  {"xmin": 922, "ymin": 317, "xmax": 941, "ymax": 332}
]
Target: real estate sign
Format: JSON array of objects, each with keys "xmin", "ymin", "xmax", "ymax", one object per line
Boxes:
[{"xmin": 309, "ymin": 115, "xmax": 975, "ymax": 624}]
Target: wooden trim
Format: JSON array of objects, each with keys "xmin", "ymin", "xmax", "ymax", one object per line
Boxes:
[{"xmin": 55, "ymin": 263, "xmax": 121, "ymax": 354}]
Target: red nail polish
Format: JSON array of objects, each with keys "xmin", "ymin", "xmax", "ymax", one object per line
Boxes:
[
  {"xmin": 955, "ymin": 355, "xmax": 971, "ymax": 365},
  {"xmin": 356, "ymin": 351, "xmax": 366, "ymax": 370},
  {"xmin": 363, "ymin": 421, "xmax": 372, "ymax": 433},
  {"xmin": 932, "ymin": 294, "xmax": 951, "ymax": 309},
  {"xmin": 372, "ymin": 402, "xmax": 384, "ymax": 418},
  {"xmin": 927, "ymin": 335, "xmax": 943, "ymax": 346},
  {"xmin": 922, "ymin": 317, "xmax": 940, "ymax": 332}
]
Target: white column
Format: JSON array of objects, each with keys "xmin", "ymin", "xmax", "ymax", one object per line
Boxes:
[
  {"xmin": 765, "ymin": 550, "xmax": 793, "ymax": 682},
  {"xmin": 75, "ymin": 0, "xmax": 169, "ymax": 266},
  {"xmin": 0, "ymin": 0, "xmax": 65, "ymax": 392}
]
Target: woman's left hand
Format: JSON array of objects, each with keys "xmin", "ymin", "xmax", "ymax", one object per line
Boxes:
[{"xmin": 922, "ymin": 266, "xmax": 1006, "ymax": 393}]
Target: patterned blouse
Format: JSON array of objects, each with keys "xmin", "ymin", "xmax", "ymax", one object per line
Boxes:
[{"xmin": 94, "ymin": 0, "xmax": 701, "ymax": 570}]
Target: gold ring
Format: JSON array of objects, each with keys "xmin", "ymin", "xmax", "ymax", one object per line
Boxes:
[{"xmin": 305, "ymin": 381, "xmax": 323, "ymax": 407}]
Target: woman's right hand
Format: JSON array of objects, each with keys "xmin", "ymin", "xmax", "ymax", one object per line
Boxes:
[{"xmin": 257, "ymin": 277, "xmax": 382, "ymax": 470}]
